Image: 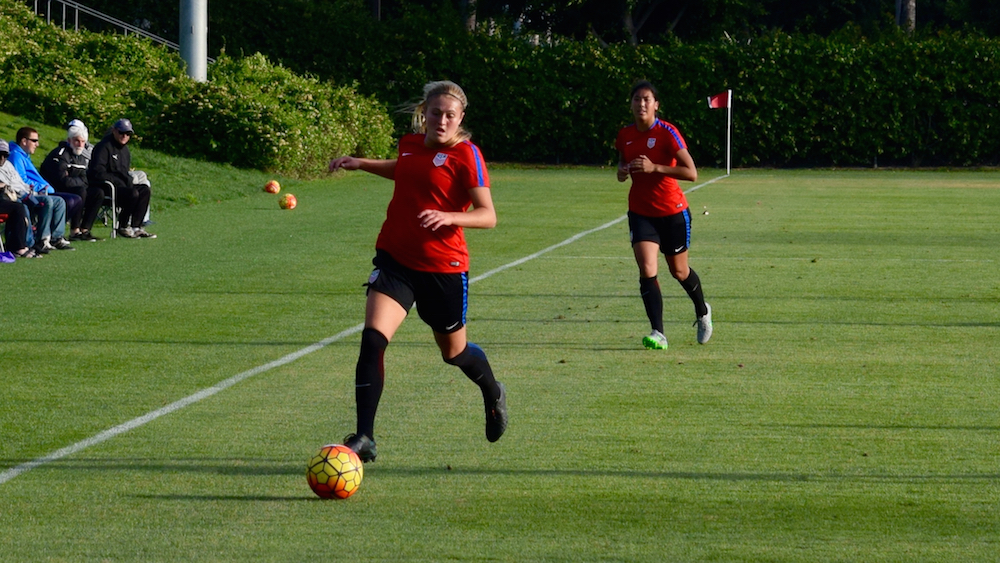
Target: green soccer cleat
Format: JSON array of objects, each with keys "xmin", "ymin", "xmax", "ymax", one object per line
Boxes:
[{"xmin": 643, "ymin": 330, "xmax": 668, "ymax": 350}]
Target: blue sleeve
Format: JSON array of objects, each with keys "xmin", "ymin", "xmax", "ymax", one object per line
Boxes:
[{"xmin": 10, "ymin": 151, "xmax": 52, "ymax": 194}]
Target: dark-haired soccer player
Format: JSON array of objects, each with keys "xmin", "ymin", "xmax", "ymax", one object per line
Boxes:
[
  {"xmin": 329, "ymin": 80, "xmax": 507, "ymax": 462},
  {"xmin": 616, "ymin": 80, "xmax": 712, "ymax": 350}
]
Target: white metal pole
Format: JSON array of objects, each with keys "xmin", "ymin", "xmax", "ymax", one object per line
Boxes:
[
  {"xmin": 726, "ymin": 89, "xmax": 732, "ymax": 175},
  {"xmin": 180, "ymin": 0, "xmax": 208, "ymax": 82}
]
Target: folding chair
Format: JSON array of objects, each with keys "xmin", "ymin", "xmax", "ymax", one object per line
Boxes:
[{"xmin": 97, "ymin": 181, "xmax": 118, "ymax": 239}]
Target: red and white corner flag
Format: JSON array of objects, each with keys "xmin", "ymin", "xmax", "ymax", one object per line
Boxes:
[
  {"xmin": 706, "ymin": 89, "xmax": 733, "ymax": 174},
  {"xmin": 707, "ymin": 91, "xmax": 730, "ymax": 109}
]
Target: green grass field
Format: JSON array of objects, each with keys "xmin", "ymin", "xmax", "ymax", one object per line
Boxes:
[{"xmin": 1, "ymin": 152, "xmax": 998, "ymax": 561}]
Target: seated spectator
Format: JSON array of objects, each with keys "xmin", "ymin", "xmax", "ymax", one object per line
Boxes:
[
  {"xmin": 0, "ymin": 142, "xmax": 39, "ymax": 259},
  {"xmin": 87, "ymin": 119, "xmax": 156, "ymax": 239},
  {"xmin": 7, "ymin": 127, "xmax": 76, "ymax": 251},
  {"xmin": 0, "ymin": 140, "xmax": 67, "ymax": 255},
  {"xmin": 40, "ymin": 122, "xmax": 104, "ymax": 241},
  {"xmin": 66, "ymin": 119, "xmax": 94, "ymax": 159},
  {"xmin": 68, "ymin": 118, "xmax": 154, "ymax": 226}
]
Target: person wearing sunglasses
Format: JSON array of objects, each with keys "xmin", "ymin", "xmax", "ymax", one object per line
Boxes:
[
  {"xmin": 6, "ymin": 128, "xmax": 74, "ymax": 253},
  {"xmin": 87, "ymin": 119, "xmax": 155, "ymax": 239}
]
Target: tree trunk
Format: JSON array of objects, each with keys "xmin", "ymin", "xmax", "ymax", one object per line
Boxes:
[
  {"xmin": 622, "ymin": 8, "xmax": 638, "ymax": 46},
  {"xmin": 461, "ymin": 0, "xmax": 476, "ymax": 32},
  {"xmin": 896, "ymin": 0, "xmax": 915, "ymax": 33}
]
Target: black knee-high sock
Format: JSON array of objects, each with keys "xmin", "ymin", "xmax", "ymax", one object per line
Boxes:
[
  {"xmin": 355, "ymin": 328, "xmax": 388, "ymax": 439},
  {"xmin": 445, "ymin": 343, "xmax": 500, "ymax": 404},
  {"xmin": 679, "ymin": 268, "xmax": 708, "ymax": 318},
  {"xmin": 639, "ymin": 276, "xmax": 664, "ymax": 333}
]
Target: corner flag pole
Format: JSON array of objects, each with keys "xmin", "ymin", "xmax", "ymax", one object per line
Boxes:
[
  {"xmin": 725, "ymin": 89, "xmax": 732, "ymax": 175},
  {"xmin": 707, "ymin": 89, "xmax": 733, "ymax": 175}
]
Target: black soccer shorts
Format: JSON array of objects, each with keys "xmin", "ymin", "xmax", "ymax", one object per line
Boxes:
[
  {"xmin": 628, "ymin": 209, "xmax": 692, "ymax": 256},
  {"xmin": 366, "ymin": 249, "xmax": 468, "ymax": 334}
]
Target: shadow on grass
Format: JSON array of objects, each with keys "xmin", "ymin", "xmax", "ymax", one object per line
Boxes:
[
  {"xmin": 766, "ymin": 423, "xmax": 1000, "ymax": 432},
  {"xmin": 4, "ymin": 457, "xmax": 998, "ymax": 486},
  {"xmin": 0, "ymin": 338, "xmax": 360, "ymax": 348},
  {"xmin": 134, "ymin": 494, "xmax": 318, "ymax": 502},
  {"xmin": 0, "ymin": 336, "xmax": 638, "ymax": 351}
]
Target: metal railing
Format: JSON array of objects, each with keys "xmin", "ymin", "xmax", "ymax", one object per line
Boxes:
[{"xmin": 28, "ymin": 0, "xmax": 214, "ymax": 62}]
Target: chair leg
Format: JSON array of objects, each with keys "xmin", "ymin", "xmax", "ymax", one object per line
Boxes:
[{"xmin": 110, "ymin": 186, "xmax": 117, "ymax": 239}]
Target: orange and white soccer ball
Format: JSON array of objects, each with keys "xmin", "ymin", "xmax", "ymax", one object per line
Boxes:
[
  {"xmin": 307, "ymin": 444, "xmax": 363, "ymax": 499},
  {"xmin": 264, "ymin": 180, "xmax": 281, "ymax": 194},
  {"xmin": 279, "ymin": 193, "xmax": 297, "ymax": 209}
]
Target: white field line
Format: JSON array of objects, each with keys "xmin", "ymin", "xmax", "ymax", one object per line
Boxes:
[{"xmin": 0, "ymin": 174, "xmax": 729, "ymax": 486}]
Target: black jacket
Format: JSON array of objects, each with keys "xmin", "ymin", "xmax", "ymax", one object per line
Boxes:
[
  {"xmin": 40, "ymin": 141, "xmax": 89, "ymax": 192},
  {"xmin": 87, "ymin": 134, "xmax": 133, "ymax": 192}
]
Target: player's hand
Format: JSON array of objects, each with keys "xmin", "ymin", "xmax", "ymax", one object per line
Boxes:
[
  {"xmin": 329, "ymin": 156, "xmax": 359, "ymax": 172},
  {"xmin": 617, "ymin": 165, "xmax": 629, "ymax": 182},
  {"xmin": 629, "ymin": 155, "xmax": 656, "ymax": 174},
  {"xmin": 417, "ymin": 209, "xmax": 453, "ymax": 231}
]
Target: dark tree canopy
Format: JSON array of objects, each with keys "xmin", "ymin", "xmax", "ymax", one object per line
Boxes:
[{"xmin": 79, "ymin": 0, "xmax": 1000, "ymax": 47}]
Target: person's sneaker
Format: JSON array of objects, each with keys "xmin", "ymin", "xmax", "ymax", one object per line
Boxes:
[
  {"xmin": 53, "ymin": 237, "xmax": 75, "ymax": 250},
  {"xmin": 117, "ymin": 227, "xmax": 137, "ymax": 238},
  {"xmin": 133, "ymin": 227, "xmax": 157, "ymax": 238},
  {"xmin": 642, "ymin": 330, "xmax": 668, "ymax": 350},
  {"xmin": 33, "ymin": 243, "xmax": 51, "ymax": 254},
  {"xmin": 77, "ymin": 231, "xmax": 102, "ymax": 242},
  {"xmin": 485, "ymin": 381, "xmax": 508, "ymax": 443},
  {"xmin": 343, "ymin": 433, "xmax": 377, "ymax": 463},
  {"xmin": 694, "ymin": 303, "xmax": 713, "ymax": 344}
]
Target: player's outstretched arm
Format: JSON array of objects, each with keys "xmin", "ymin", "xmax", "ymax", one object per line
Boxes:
[{"xmin": 329, "ymin": 157, "xmax": 398, "ymax": 180}]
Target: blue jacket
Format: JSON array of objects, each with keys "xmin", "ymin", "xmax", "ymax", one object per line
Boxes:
[{"xmin": 6, "ymin": 141, "xmax": 53, "ymax": 194}]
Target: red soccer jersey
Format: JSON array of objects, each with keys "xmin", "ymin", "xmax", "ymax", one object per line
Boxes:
[
  {"xmin": 615, "ymin": 119, "xmax": 689, "ymax": 217},
  {"xmin": 375, "ymin": 133, "xmax": 490, "ymax": 273}
]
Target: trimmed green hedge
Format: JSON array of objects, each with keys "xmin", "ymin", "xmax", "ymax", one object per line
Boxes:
[
  {"xmin": 0, "ymin": 0, "xmax": 393, "ymax": 176},
  {"xmin": 352, "ymin": 28, "xmax": 1000, "ymax": 167},
  {"xmin": 210, "ymin": 0, "xmax": 998, "ymax": 167},
  {"xmin": 151, "ymin": 54, "xmax": 393, "ymax": 174}
]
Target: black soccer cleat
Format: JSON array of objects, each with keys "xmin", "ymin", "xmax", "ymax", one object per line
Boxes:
[
  {"xmin": 485, "ymin": 382, "xmax": 508, "ymax": 443},
  {"xmin": 343, "ymin": 433, "xmax": 377, "ymax": 463}
]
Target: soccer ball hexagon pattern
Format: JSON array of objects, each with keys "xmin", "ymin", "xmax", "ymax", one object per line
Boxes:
[
  {"xmin": 279, "ymin": 193, "xmax": 297, "ymax": 209},
  {"xmin": 264, "ymin": 180, "xmax": 281, "ymax": 193},
  {"xmin": 307, "ymin": 444, "xmax": 363, "ymax": 499}
]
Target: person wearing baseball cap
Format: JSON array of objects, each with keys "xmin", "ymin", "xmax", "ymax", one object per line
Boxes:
[{"xmin": 87, "ymin": 118, "xmax": 155, "ymax": 238}]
